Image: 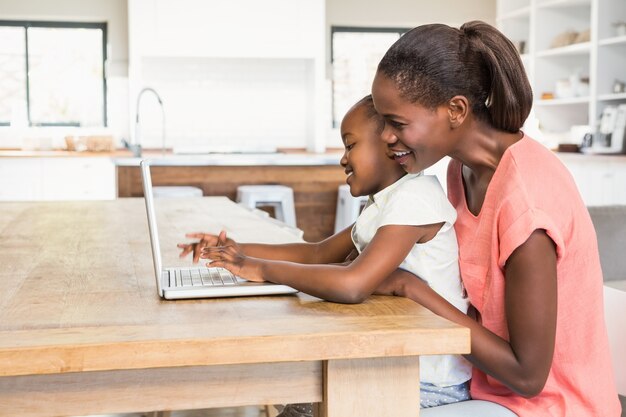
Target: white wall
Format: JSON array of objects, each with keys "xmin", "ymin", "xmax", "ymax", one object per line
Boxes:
[
  {"xmin": 326, "ymin": 0, "xmax": 496, "ymax": 69},
  {"xmin": 327, "ymin": 0, "xmax": 495, "ymax": 28},
  {"xmin": 0, "ymin": 0, "xmax": 129, "ymax": 146},
  {"xmin": 0, "ymin": 0, "xmax": 497, "ymax": 151},
  {"xmin": 138, "ymin": 57, "xmax": 313, "ymax": 152},
  {"xmin": 324, "ymin": 0, "xmax": 496, "ymax": 147}
]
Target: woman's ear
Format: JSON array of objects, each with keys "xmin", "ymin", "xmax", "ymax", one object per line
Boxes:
[{"xmin": 448, "ymin": 96, "xmax": 469, "ymax": 129}]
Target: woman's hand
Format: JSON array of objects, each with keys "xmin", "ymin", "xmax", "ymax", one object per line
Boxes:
[
  {"xmin": 178, "ymin": 230, "xmax": 233, "ymax": 264},
  {"xmin": 201, "ymin": 241, "xmax": 265, "ymax": 283}
]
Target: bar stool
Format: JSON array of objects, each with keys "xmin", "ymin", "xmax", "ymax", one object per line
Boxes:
[
  {"xmin": 153, "ymin": 186, "xmax": 203, "ymax": 198},
  {"xmin": 236, "ymin": 185, "xmax": 297, "ymax": 228},
  {"xmin": 334, "ymin": 184, "xmax": 369, "ymax": 233}
]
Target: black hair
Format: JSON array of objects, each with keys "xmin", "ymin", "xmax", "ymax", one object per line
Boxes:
[
  {"xmin": 377, "ymin": 21, "xmax": 532, "ymax": 133},
  {"xmin": 351, "ymin": 94, "xmax": 385, "ymax": 133}
]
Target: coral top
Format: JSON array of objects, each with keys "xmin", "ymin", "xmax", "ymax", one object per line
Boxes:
[{"xmin": 447, "ymin": 135, "xmax": 621, "ymax": 417}]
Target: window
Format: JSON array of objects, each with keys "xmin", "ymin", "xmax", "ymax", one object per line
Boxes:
[
  {"xmin": 0, "ymin": 21, "xmax": 107, "ymax": 127},
  {"xmin": 331, "ymin": 26, "xmax": 408, "ymax": 128}
]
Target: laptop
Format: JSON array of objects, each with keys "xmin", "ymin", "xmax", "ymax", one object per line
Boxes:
[{"xmin": 140, "ymin": 159, "xmax": 298, "ymax": 300}]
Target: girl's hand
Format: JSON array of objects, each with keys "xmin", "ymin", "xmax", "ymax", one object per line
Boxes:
[
  {"xmin": 201, "ymin": 243, "xmax": 265, "ymax": 283},
  {"xmin": 177, "ymin": 230, "xmax": 233, "ymax": 264}
]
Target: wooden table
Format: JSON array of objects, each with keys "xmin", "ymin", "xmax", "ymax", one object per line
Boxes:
[{"xmin": 0, "ymin": 198, "xmax": 470, "ymax": 417}]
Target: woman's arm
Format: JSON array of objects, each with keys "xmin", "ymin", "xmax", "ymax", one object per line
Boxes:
[
  {"xmin": 205, "ymin": 223, "xmax": 443, "ymax": 304},
  {"xmin": 179, "ymin": 226, "xmax": 355, "ymax": 264},
  {"xmin": 380, "ymin": 229, "xmax": 557, "ymax": 398}
]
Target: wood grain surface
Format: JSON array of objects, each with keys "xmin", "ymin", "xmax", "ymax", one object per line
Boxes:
[{"xmin": 0, "ymin": 198, "xmax": 469, "ymax": 417}]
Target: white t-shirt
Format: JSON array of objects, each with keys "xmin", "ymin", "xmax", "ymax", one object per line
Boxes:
[{"xmin": 351, "ymin": 173, "xmax": 471, "ymax": 387}]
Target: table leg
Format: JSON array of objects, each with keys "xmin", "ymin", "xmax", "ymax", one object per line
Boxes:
[
  {"xmin": 323, "ymin": 356, "xmax": 420, "ymax": 417},
  {"xmin": 312, "ymin": 402, "xmax": 325, "ymax": 417}
]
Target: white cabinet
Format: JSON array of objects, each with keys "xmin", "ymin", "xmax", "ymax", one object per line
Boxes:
[
  {"xmin": 41, "ymin": 158, "xmax": 116, "ymax": 201},
  {"xmin": 557, "ymin": 153, "xmax": 626, "ymax": 205},
  {"xmin": 0, "ymin": 158, "xmax": 116, "ymax": 201},
  {"xmin": 0, "ymin": 159, "xmax": 42, "ymax": 201},
  {"xmin": 497, "ymin": 0, "xmax": 626, "ymax": 138}
]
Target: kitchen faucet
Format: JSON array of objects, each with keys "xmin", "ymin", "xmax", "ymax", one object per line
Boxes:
[{"xmin": 132, "ymin": 87, "xmax": 166, "ymax": 157}]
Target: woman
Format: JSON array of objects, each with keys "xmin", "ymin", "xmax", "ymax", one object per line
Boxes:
[{"xmin": 371, "ymin": 21, "xmax": 620, "ymax": 416}]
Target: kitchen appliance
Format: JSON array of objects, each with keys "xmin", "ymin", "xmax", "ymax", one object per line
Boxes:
[{"xmin": 585, "ymin": 104, "xmax": 626, "ymax": 154}]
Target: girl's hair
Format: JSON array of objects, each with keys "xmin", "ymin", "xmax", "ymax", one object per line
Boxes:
[
  {"xmin": 353, "ymin": 94, "xmax": 384, "ymax": 133},
  {"xmin": 377, "ymin": 21, "xmax": 532, "ymax": 133}
]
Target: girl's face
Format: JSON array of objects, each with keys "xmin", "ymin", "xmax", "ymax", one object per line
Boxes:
[
  {"xmin": 372, "ymin": 72, "xmax": 455, "ymax": 174},
  {"xmin": 340, "ymin": 105, "xmax": 405, "ymax": 197}
]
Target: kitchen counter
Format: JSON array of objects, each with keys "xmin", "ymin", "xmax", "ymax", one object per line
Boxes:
[
  {"xmin": 0, "ymin": 148, "xmax": 344, "ymax": 166},
  {"xmin": 3, "ymin": 148, "xmax": 626, "ymax": 166},
  {"xmin": 112, "ymin": 151, "xmax": 344, "ymax": 167},
  {"xmin": 115, "ymin": 154, "xmax": 348, "ymax": 241},
  {"xmin": 0, "ymin": 149, "xmax": 133, "ymax": 158},
  {"xmin": 0, "ymin": 149, "xmax": 346, "ymax": 240},
  {"xmin": 5, "ymin": 147, "xmax": 626, "ymax": 240},
  {"xmin": 555, "ymin": 152, "xmax": 626, "ymax": 162}
]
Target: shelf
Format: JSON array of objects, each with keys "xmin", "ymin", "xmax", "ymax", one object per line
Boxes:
[
  {"xmin": 498, "ymin": 0, "xmax": 625, "ymax": 136},
  {"xmin": 536, "ymin": 42, "xmax": 590, "ymax": 57},
  {"xmin": 535, "ymin": 96, "xmax": 590, "ymax": 106},
  {"xmin": 537, "ymin": 0, "xmax": 591, "ymax": 10},
  {"xmin": 599, "ymin": 35, "xmax": 626, "ymax": 47},
  {"xmin": 598, "ymin": 93, "xmax": 626, "ymax": 101},
  {"xmin": 497, "ymin": 6, "xmax": 531, "ymax": 21}
]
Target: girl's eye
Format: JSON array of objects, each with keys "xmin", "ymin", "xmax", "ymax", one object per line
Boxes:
[{"xmin": 345, "ymin": 143, "xmax": 354, "ymax": 150}]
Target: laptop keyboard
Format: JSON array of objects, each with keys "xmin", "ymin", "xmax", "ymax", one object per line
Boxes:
[{"xmin": 169, "ymin": 268, "xmax": 237, "ymax": 288}]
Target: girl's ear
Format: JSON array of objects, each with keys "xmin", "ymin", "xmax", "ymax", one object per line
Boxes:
[{"xmin": 447, "ymin": 96, "xmax": 469, "ymax": 129}]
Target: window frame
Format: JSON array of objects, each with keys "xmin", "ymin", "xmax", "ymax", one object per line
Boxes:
[
  {"xmin": 0, "ymin": 20, "xmax": 108, "ymax": 127},
  {"xmin": 330, "ymin": 26, "xmax": 410, "ymax": 128}
]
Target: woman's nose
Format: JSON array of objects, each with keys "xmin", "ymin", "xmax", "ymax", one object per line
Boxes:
[{"xmin": 381, "ymin": 123, "xmax": 397, "ymax": 144}]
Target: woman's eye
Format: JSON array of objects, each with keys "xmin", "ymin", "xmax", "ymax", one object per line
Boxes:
[
  {"xmin": 345, "ymin": 143, "xmax": 354, "ymax": 150},
  {"xmin": 388, "ymin": 120, "xmax": 404, "ymax": 129}
]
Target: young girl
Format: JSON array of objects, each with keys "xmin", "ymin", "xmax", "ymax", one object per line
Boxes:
[
  {"xmin": 370, "ymin": 21, "xmax": 620, "ymax": 417},
  {"xmin": 179, "ymin": 96, "xmax": 472, "ymax": 413}
]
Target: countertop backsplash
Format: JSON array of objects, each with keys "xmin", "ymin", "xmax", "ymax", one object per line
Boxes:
[{"xmin": 137, "ymin": 56, "xmax": 313, "ymax": 153}]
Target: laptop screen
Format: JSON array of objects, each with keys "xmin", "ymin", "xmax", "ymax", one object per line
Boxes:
[{"xmin": 141, "ymin": 160, "xmax": 209, "ymax": 292}]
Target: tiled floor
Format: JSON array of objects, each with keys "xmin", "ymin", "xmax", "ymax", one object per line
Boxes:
[{"xmin": 84, "ymin": 406, "xmax": 265, "ymax": 417}]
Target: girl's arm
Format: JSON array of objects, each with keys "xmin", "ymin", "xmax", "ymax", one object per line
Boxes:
[
  {"xmin": 379, "ymin": 229, "xmax": 557, "ymax": 398},
  {"xmin": 240, "ymin": 226, "xmax": 357, "ymax": 264},
  {"xmin": 179, "ymin": 226, "xmax": 355, "ymax": 265},
  {"xmin": 204, "ymin": 222, "xmax": 443, "ymax": 304}
]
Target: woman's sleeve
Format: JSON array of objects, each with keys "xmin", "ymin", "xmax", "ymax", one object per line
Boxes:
[{"xmin": 497, "ymin": 204, "xmax": 565, "ymax": 269}]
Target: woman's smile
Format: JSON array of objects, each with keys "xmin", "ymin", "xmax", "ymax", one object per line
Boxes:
[
  {"xmin": 389, "ymin": 148, "xmax": 414, "ymax": 167},
  {"xmin": 393, "ymin": 150, "xmax": 411, "ymax": 160}
]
